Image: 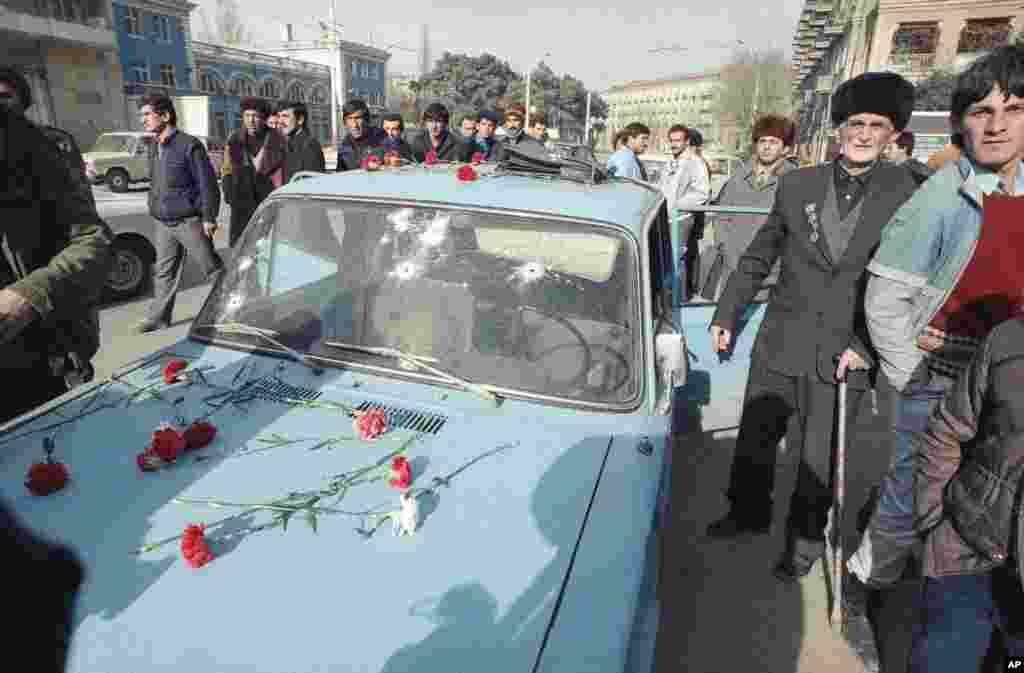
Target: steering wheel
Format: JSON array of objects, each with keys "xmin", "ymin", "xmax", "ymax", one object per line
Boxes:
[{"xmin": 518, "ymin": 305, "xmax": 594, "ymax": 394}]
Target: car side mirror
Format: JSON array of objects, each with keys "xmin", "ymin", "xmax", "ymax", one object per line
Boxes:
[{"xmin": 654, "ymin": 323, "xmax": 687, "ymax": 415}]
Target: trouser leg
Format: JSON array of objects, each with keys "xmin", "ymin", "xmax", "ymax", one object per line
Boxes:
[
  {"xmin": 146, "ymin": 220, "xmax": 186, "ymax": 325},
  {"xmin": 174, "ymin": 216, "xmax": 223, "ymax": 281},
  {"xmin": 230, "ymin": 205, "xmax": 256, "ymax": 249},
  {"xmin": 909, "ymin": 573, "xmax": 996, "ymax": 673},
  {"xmin": 848, "ymin": 376, "xmax": 952, "ymax": 586},
  {"xmin": 725, "ymin": 362, "xmax": 797, "ymax": 522}
]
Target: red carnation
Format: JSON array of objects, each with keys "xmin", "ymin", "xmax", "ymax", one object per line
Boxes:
[
  {"xmin": 361, "ymin": 154, "xmax": 381, "ymax": 171},
  {"xmin": 353, "ymin": 408, "xmax": 387, "ymax": 440},
  {"xmin": 457, "ymin": 165, "xmax": 478, "ymax": 182},
  {"xmin": 424, "ymin": 150, "xmax": 438, "ymax": 165},
  {"xmin": 180, "ymin": 524, "xmax": 214, "ymax": 568},
  {"xmin": 25, "ymin": 461, "xmax": 69, "ymax": 496},
  {"xmin": 388, "ymin": 456, "xmax": 411, "ymax": 489},
  {"xmin": 151, "ymin": 425, "xmax": 186, "ymax": 463},
  {"xmin": 184, "ymin": 420, "xmax": 217, "ymax": 450},
  {"xmin": 162, "ymin": 358, "xmax": 188, "ymax": 384},
  {"xmin": 471, "ymin": 151, "xmax": 484, "ymax": 165}
]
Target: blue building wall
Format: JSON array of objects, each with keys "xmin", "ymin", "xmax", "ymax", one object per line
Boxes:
[
  {"xmin": 347, "ymin": 57, "xmax": 386, "ymax": 107},
  {"xmin": 113, "ymin": 3, "xmax": 192, "ymax": 93}
]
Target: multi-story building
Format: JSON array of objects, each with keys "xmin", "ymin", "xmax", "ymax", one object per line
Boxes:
[
  {"xmin": 1, "ymin": 0, "xmax": 128, "ymax": 148},
  {"xmin": 113, "ymin": 0, "xmax": 196, "ymax": 119},
  {"xmin": 191, "ymin": 40, "xmax": 332, "ymax": 144},
  {"xmin": 791, "ymin": 0, "xmax": 1020, "ymax": 162},
  {"xmin": 604, "ymin": 72, "xmax": 722, "ymax": 155}
]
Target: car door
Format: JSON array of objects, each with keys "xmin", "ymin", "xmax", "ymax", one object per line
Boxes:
[{"xmin": 670, "ymin": 205, "xmax": 767, "ymax": 433}]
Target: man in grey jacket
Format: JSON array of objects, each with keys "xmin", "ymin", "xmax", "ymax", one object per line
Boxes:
[{"xmin": 699, "ymin": 114, "xmax": 797, "ymax": 300}]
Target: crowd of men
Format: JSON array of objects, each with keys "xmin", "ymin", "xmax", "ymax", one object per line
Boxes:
[{"xmin": 4, "ymin": 43, "xmax": 1024, "ymax": 672}]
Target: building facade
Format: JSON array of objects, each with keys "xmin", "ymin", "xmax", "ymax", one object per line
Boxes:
[
  {"xmin": 113, "ymin": 0, "xmax": 196, "ymax": 124},
  {"xmin": 792, "ymin": 0, "xmax": 1020, "ymax": 162},
  {"xmin": 604, "ymin": 72, "xmax": 722, "ymax": 155},
  {"xmin": 1, "ymin": 0, "xmax": 128, "ymax": 148},
  {"xmin": 191, "ymin": 40, "xmax": 332, "ymax": 143}
]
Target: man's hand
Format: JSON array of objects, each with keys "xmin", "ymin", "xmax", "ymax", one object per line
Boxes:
[
  {"xmin": 710, "ymin": 324, "xmax": 732, "ymax": 353},
  {"xmin": 203, "ymin": 222, "xmax": 218, "ymax": 239},
  {"xmin": 835, "ymin": 348, "xmax": 869, "ymax": 382},
  {"xmin": 0, "ymin": 288, "xmax": 38, "ymax": 344}
]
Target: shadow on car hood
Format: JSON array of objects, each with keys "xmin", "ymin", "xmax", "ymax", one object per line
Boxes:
[{"xmin": 1, "ymin": 345, "xmax": 617, "ymax": 673}]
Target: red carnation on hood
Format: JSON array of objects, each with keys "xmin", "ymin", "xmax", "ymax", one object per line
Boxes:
[
  {"xmin": 162, "ymin": 359, "xmax": 188, "ymax": 384},
  {"xmin": 457, "ymin": 165, "xmax": 478, "ymax": 182}
]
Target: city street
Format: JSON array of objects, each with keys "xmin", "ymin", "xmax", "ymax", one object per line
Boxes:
[{"xmin": 88, "ymin": 183, "xmax": 907, "ymax": 673}]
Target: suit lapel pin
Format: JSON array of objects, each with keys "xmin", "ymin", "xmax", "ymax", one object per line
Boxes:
[{"xmin": 805, "ymin": 203, "xmax": 820, "ymax": 243}]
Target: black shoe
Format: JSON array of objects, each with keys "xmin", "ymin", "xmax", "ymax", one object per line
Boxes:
[
  {"xmin": 705, "ymin": 514, "xmax": 770, "ymax": 539},
  {"xmin": 135, "ymin": 319, "xmax": 169, "ymax": 334},
  {"xmin": 773, "ymin": 556, "xmax": 816, "ymax": 583},
  {"xmin": 842, "ymin": 610, "xmax": 880, "ymax": 672}
]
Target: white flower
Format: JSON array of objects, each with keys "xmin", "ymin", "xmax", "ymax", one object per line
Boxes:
[{"xmin": 393, "ymin": 492, "xmax": 419, "ymax": 536}]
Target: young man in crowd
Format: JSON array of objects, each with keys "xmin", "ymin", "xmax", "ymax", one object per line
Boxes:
[
  {"xmin": 702, "ymin": 115, "xmax": 797, "ymax": 300},
  {"xmin": 222, "ymin": 97, "xmax": 284, "ymax": 247},
  {"xmin": 474, "ymin": 110, "xmax": 501, "ymax": 161},
  {"xmin": 277, "ymin": 101, "xmax": 325, "ymax": 183},
  {"xmin": 846, "ymin": 44, "xmax": 1024, "ymax": 668},
  {"xmin": 885, "ymin": 130, "xmax": 934, "ymax": 185},
  {"xmin": 495, "ymin": 104, "xmax": 544, "ymax": 160},
  {"xmin": 410, "ymin": 103, "xmax": 473, "ymax": 162},
  {"xmin": 136, "ymin": 95, "xmax": 222, "ymax": 333},
  {"xmin": 705, "ymin": 74, "xmax": 921, "ymax": 671},
  {"xmin": 606, "ymin": 122, "xmax": 650, "ymax": 180},
  {"xmin": 459, "ymin": 112, "xmax": 478, "ymax": 139},
  {"xmin": 335, "ymin": 99, "xmax": 386, "ymax": 171},
  {"xmin": 379, "ymin": 112, "xmax": 417, "ymax": 162},
  {"xmin": 527, "ymin": 114, "xmax": 547, "ymax": 143}
]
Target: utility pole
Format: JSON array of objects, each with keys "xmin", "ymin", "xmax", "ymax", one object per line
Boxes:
[
  {"xmin": 584, "ymin": 89, "xmax": 592, "ymax": 145},
  {"xmin": 326, "ymin": 0, "xmax": 340, "ymax": 145}
]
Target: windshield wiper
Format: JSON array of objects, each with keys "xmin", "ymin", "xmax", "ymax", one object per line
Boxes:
[
  {"xmin": 198, "ymin": 322, "xmax": 324, "ymax": 375},
  {"xmin": 323, "ymin": 341, "xmax": 500, "ymax": 406}
]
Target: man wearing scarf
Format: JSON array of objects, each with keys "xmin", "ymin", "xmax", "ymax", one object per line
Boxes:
[
  {"xmin": 222, "ymin": 97, "xmax": 285, "ymax": 247},
  {"xmin": 379, "ymin": 113, "xmax": 416, "ymax": 162},
  {"xmin": 336, "ymin": 99, "xmax": 388, "ymax": 171},
  {"xmin": 705, "ymin": 73, "xmax": 921, "ymax": 669},
  {"xmin": 495, "ymin": 104, "xmax": 543, "ymax": 161},
  {"xmin": 410, "ymin": 103, "xmax": 473, "ymax": 162},
  {"xmin": 474, "ymin": 110, "xmax": 501, "ymax": 161}
]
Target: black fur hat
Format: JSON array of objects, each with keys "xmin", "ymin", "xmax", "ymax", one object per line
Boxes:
[{"xmin": 831, "ymin": 72, "xmax": 915, "ymax": 130}]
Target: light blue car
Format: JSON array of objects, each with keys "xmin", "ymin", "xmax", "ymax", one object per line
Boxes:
[{"xmin": 1, "ymin": 161, "xmax": 767, "ymax": 672}]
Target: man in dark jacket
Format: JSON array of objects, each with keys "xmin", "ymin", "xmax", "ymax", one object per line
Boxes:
[
  {"xmin": 910, "ymin": 316, "xmax": 1024, "ymax": 672},
  {"xmin": 277, "ymin": 101, "xmax": 325, "ymax": 183},
  {"xmin": 222, "ymin": 97, "xmax": 285, "ymax": 248},
  {"xmin": 0, "ymin": 105, "xmax": 112, "ymax": 422},
  {"xmin": 136, "ymin": 94, "xmax": 222, "ymax": 333},
  {"xmin": 496, "ymin": 104, "xmax": 544, "ymax": 161},
  {"xmin": 473, "ymin": 110, "xmax": 501, "ymax": 161},
  {"xmin": 379, "ymin": 113, "xmax": 416, "ymax": 162},
  {"xmin": 410, "ymin": 103, "xmax": 473, "ymax": 162},
  {"xmin": 335, "ymin": 99, "xmax": 387, "ymax": 171},
  {"xmin": 705, "ymin": 73, "xmax": 919, "ymax": 598}
]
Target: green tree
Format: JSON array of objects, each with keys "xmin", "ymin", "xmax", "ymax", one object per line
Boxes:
[
  {"xmin": 196, "ymin": 0, "xmax": 250, "ymax": 46},
  {"xmin": 713, "ymin": 48, "xmax": 792, "ymax": 155}
]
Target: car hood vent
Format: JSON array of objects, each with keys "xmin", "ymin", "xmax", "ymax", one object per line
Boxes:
[{"xmin": 355, "ymin": 400, "xmax": 448, "ymax": 435}]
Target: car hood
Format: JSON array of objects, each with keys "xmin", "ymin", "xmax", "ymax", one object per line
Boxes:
[
  {"xmin": 1, "ymin": 343, "xmax": 630, "ymax": 673},
  {"xmin": 83, "ymin": 151, "xmax": 131, "ymax": 163}
]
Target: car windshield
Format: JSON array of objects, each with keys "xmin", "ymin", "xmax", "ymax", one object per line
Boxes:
[
  {"xmin": 193, "ymin": 198, "xmax": 641, "ymax": 405},
  {"xmin": 90, "ymin": 135, "xmax": 138, "ymax": 153}
]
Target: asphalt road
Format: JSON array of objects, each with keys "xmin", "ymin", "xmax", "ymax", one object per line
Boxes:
[{"xmin": 87, "ymin": 183, "xmax": 925, "ymax": 673}]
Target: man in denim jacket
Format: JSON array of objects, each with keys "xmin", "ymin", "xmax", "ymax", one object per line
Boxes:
[{"xmin": 846, "ymin": 45, "xmax": 1024, "ymax": 655}]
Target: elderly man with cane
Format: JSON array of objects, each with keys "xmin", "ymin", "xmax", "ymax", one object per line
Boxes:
[{"xmin": 704, "ymin": 71, "xmax": 920, "ymax": 670}]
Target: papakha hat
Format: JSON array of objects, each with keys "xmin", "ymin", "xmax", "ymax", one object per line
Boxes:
[
  {"xmin": 831, "ymin": 72, "xmax": 915, "ymax": 130},
  {"xmin": 752, "ymin": 114, "xmax": 797, "ymax": 146}
]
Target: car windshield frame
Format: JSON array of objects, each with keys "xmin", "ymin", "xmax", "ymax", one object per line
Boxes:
[{"xmin": 189, "ymin": 194, "xmax": 647, "ymax": 412}]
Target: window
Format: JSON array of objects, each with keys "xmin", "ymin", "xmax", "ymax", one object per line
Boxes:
[
  {"xmin": 125, "ymin": 7, "xmax": 142, "ymax": 35},
  {"xmin": 199, "ymin": 70, "xmax": 224, "ymax": 94},
  {"xmin": 259, "ymin": 79, "xmax": 279, "ymax": 99},
  {"xmin": 159, "ymin": 64, "xmax": 176, "ymax": 87},
  {"xmin": 361, "ymin": 63, "xmax": 370, "ymax": 78},
  {"xmin": 213, "ymin": 112, "xmax": 227, "ymax": 140},
  {"xmin": 310, "ymin": 85, "xmax": 327, "ymax": 104},
  {"xmin": 368, "ymin": 63, "xmax": 378, "ymax": 79},
  {"xmin": 230, "ymin": 77, "xmax": 254, "ymax": 97},
  {"xmin": 130, "ymin": 62, "xmax": 150, "ymax": 82},
  {"xmin": 351, "ymin": 61, "xmax": 358, "ymax": 76},
  {"xmin": 286, "ymin": 82, "xmax": 306, "ymax": 102},
  {"xmin": 154, "ymin": 15, "xmax": 171, "ymax": 42},
  {"xmin": 958, "ymin": 18, "xmax": 1012, "ymax": 54}
]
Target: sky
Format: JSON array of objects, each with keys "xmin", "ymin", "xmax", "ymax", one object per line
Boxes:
[{"xmin": 193, "ymin": 1, "xmax": 805, "ymax": 90}]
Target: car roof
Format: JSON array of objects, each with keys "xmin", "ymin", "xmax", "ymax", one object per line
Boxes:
[{"xmin": 273, "ymin": 166, "xmax": 664, "ymax": 232}]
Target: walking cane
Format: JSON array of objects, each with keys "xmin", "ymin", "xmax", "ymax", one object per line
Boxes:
[{"xmin": 829, "ymin": 377, "xmax": 848, "ymax": 630}]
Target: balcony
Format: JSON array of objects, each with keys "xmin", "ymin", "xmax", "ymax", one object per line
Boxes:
[{"xmin": 0, "ymin": 0, "xmax": 114, "ymax": 48}]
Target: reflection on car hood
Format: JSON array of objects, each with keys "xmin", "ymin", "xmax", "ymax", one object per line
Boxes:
[{"xmin": 1, "ymin": 343, "xmax": 625, "ymax": 673}]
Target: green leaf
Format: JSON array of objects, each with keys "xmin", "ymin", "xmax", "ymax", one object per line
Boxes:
[{"xmin": 306, "ymin": 510, "xmax": 318, "ymax": 534}]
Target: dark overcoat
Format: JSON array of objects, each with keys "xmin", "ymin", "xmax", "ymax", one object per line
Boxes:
[{"xmin": 712, "ymin": 161, "xmax": 920, "ymax": 391}]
